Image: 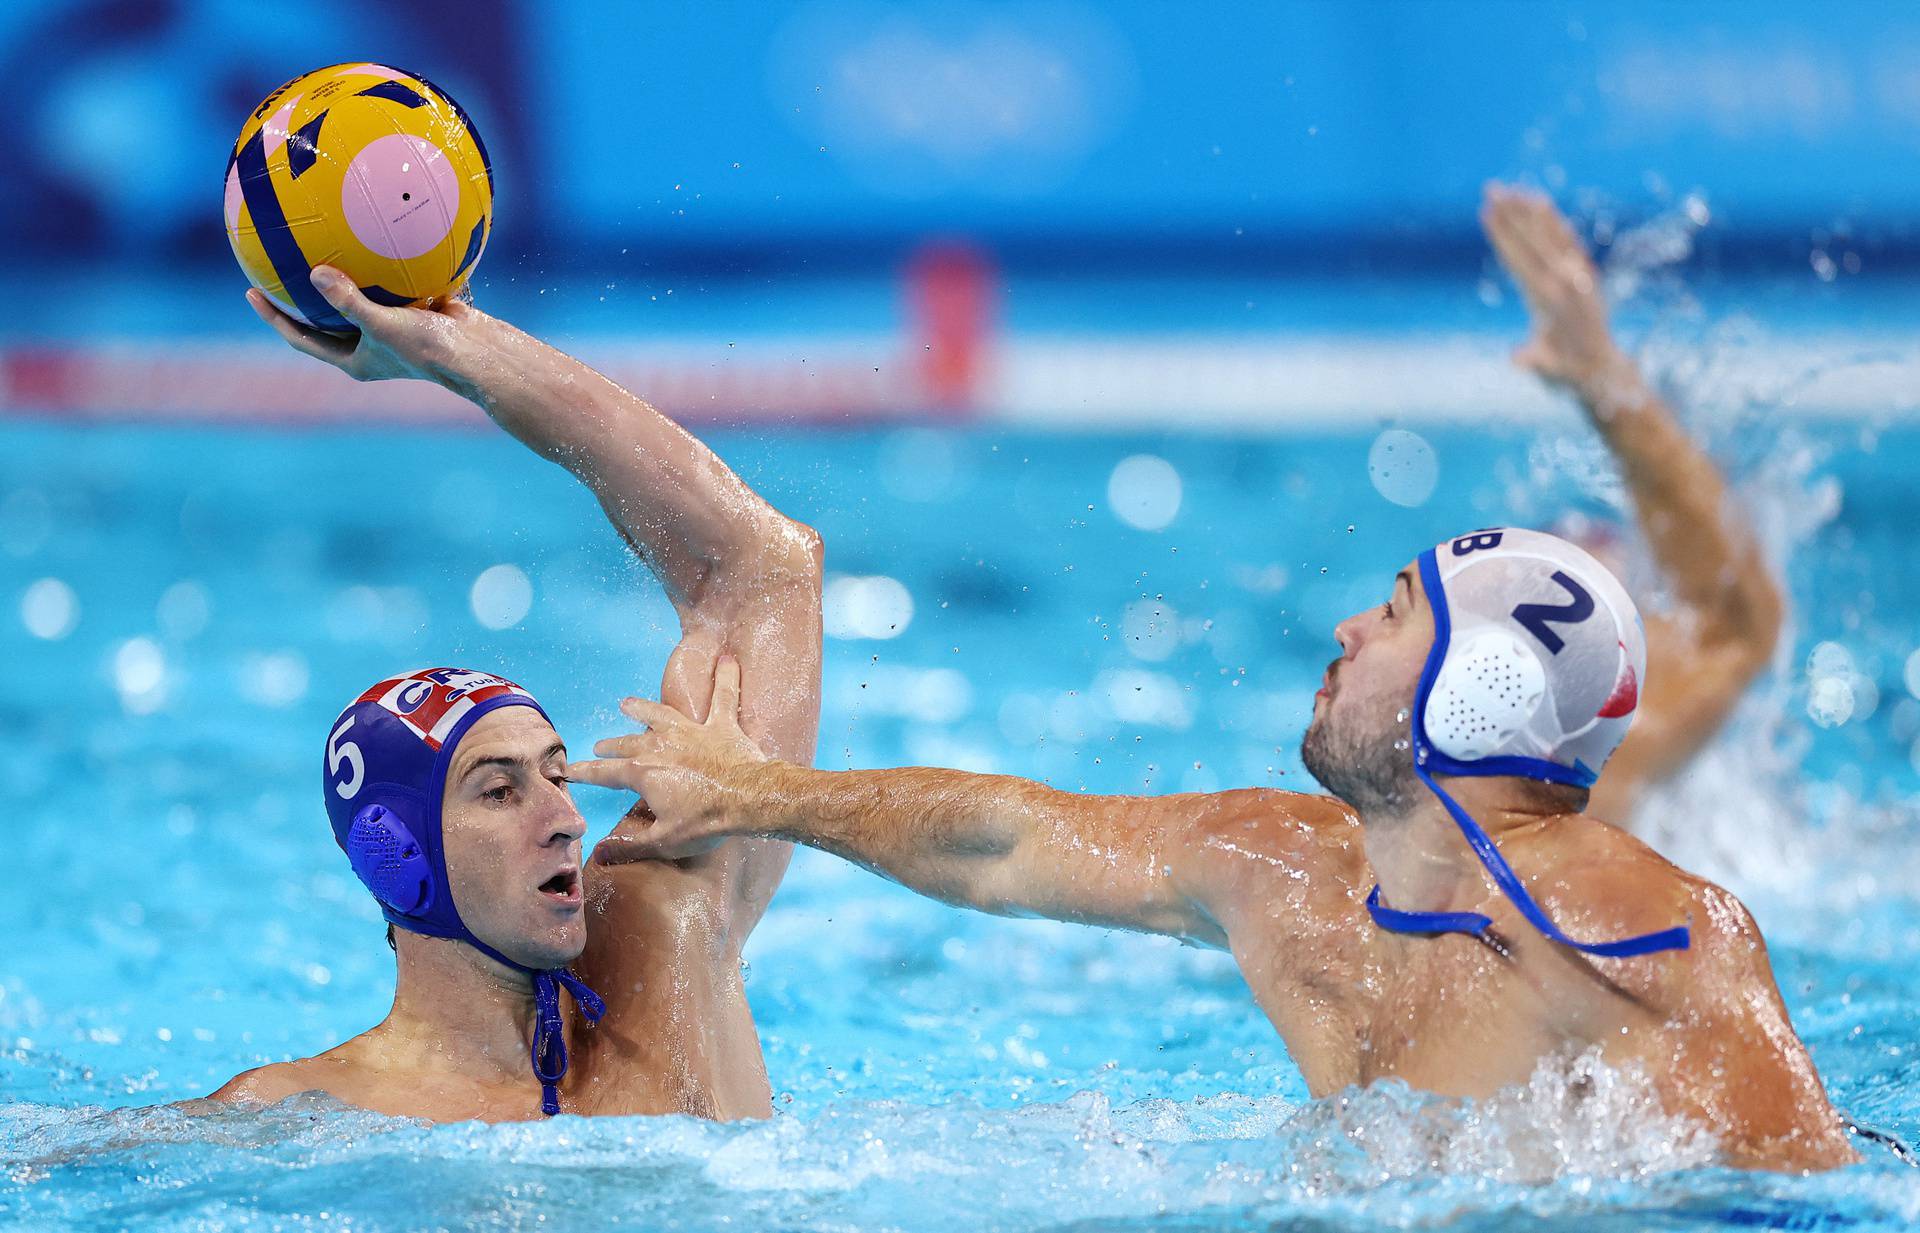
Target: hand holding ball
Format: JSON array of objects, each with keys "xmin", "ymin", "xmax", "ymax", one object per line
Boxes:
[{"xmin": 225, "ymin": 63, "xmax": 493, "ymax": 334}]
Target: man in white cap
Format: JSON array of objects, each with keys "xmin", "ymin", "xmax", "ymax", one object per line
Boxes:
[{"xmin": 572, "ymin": 525, "xmax": 1859, "ymax": 1171}]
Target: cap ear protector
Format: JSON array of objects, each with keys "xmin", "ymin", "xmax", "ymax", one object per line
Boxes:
[
  {"xmin": 347, "ymin": 801, "xmax": 434, "ymax": 917},
  {"xmin": 1423, "ymin": 628, "xmax": 1547, "ymax": 761}
]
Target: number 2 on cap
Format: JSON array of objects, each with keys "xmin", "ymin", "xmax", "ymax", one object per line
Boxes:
[
  {"xmin": 1511, "ymin": 571, "xmax": 1594, "ymax": 655},
  {"xmin": 329, "ymin": 715, "xmax": 365, "ymax": 799}
]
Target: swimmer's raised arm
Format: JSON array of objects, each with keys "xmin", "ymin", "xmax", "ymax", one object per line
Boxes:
[
  {"xmin": 576, "ymin": 660, "xmax": 1363, "ymax": 948},
  {"xmin": 247, "ymin": 273, "xmax": 822, "ymax": 921},
  {"xmin": 247, "ymin": 272, "xmax": 817, "ymax": 624},
  {"xmin": 1481, "ymin": 184, "xmax": 1783, "ymax": 808}
]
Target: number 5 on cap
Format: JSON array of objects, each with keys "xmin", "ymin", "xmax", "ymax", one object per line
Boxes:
[{"xmin": 329, "ymin": 716, "xmax": 365, "ymax": 799}]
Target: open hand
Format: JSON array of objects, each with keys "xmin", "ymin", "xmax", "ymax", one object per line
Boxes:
[
  {"xmin": 1481, "ymin": 182, "xmax": 1626, "ymax": 396},
  {"xmin": 569, "ymin": 657, "xmax": 771, "ymax": 863},
  {"xmin": 246, "ymin": 266, "xmax": 478, "ymax": 385}
]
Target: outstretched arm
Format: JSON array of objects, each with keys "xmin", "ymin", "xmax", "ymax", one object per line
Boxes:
[
  {"xmin": 247, "ymin": 272, "xmax": 821, "ymax": 929},
  {"xmin": 572, "ymin": 661, "xmax": 1362, "ymax": 949},
  {"xmin": 1481, "ymin": 184, "xmax": 1783, "ymax": 810}
]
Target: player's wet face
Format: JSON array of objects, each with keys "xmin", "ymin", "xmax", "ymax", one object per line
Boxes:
[
  {"xmin": 1300, "ymin": 560, "xmax": 1432, "ymax": 813},
  {"xmin": 439, "ymin": 708, "xmax": 588, "ymax": 970}
]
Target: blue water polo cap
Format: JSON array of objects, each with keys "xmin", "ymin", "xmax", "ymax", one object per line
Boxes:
[
  {"xmin": 1365, "ymin": 529, "xmax": 1691, "ymax": 957},
  {"xmin": 321, "ymin": 666, "xmax": 604, "ymax": 1115}
]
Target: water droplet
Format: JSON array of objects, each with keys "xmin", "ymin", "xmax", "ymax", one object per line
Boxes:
[
  {"xmin": 1395, "ymin": 708, "xmax": 1411, "ymax": 724},
  {"xmin": 1367, "ymin": 429, "xmax": 1439, "ymax": 507}
]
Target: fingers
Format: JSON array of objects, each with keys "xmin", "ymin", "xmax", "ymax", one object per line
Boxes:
[
  {"xmin": 581, "ymin": 693, "xmax": 703, "ymax": 759},
  {"xmin": 1482, "ymin": 187, "xmax": 1549, "ymax": 281},
  {"xmin": 565, "ymin": 757, "xmax": 643, "ymax": 789},
  {"xmin": 709, "ymin": 656, "xmax": 742, "ymax": 726},
  {"xmin": 591, "ymin": 825, "xmax": 698, "ymax": 864},
  {"xmin": 620, "ymin": 695, "xmax": 685, "ymax": 729},
  {"xmin": 1488, "ymin": 186, "xmax": 1589, "ymax": 283},
  {"xmin": 1517, "ymin": 190, "xmax": 1583, "ymax": 261},
  {"xmin": 246, "ymin": 289, "xmax": 356, "ymax": 365},
  {"xmin": 592, "ymin": 823, "xmax": 726, "ymax": 864},
  {"xmin": 1512, "ymin": 197, "xmax": 1584, "ymax": 285},
  {"xmin": 1483, "ymin": 205, "xmax": 1543, "ymax": 285},
  {"xmin": 1483, "ymin": 188, "xmax": 1597, "ymax": 309},
  {"xmin": 590, "ymin": 732, "xmax": 664, "ymax": 759},
  {"xmin": 309, "ymin": 265, "xmax": 410, "ymax": 335}
]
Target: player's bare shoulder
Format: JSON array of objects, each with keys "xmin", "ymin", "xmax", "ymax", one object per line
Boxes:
[
  {"xmin": 1182, "ymin": 788, "xmax": 1369, "ymax": 922},
  {"xmin": 1535, "ymin": 816, "xmax": 1763, "ymax": 1005},
  {"xmin": 208, "ymin": 1057, "xmax": 338, "ymax": 1107},
  {"xmin": 207, "ymin": 1036, "xmax": 377, "ymax": 1109}
]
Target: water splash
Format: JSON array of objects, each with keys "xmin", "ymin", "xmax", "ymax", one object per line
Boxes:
[
  {"xmin": 1509, "ymin": 197, "xmax": 1920, "ymax": 911},
  {"xmin": 0, "ymin": 1052, "xmax": 1754, "ymax": 1233}
]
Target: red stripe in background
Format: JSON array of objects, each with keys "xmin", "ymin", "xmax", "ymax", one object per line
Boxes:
[
  {"xmin": 2, "ymin": 349, "xmax": 81, "ymax": 408},
  {"xmin": 0, "ymin": 246, "xmax": 998, "ymax": 429},
  {"xmin": 0, "ymin": 346, "xmax": 949, "ymax": 427}
]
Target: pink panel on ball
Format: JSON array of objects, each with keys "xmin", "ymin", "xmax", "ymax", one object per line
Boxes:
[
  {"xmin": 223, "ymin": 163, "xmax": 242, "ymax": 232},
  {"xmin": 336, "ymin": 63, "xmax": 411, "ymax": 83},
  {"xmin": 341, "ymin": 134, "xmax": 461, "ymax": 261},
  {"xmin": 263, "ymin": 96, "xmax": 300, "ymax": 158}
]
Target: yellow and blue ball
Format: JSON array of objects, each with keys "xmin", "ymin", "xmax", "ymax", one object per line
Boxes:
[{"xmin": 225, "ymin": 63, "xmax": 493, "ymax": 334}]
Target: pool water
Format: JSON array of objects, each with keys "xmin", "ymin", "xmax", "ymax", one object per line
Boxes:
[{"xmin": 2, "ymin": 412, "xmax": 1918, "ymax": 1230}]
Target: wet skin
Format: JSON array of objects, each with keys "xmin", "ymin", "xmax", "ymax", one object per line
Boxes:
[
  {"xmin": 211, "ymin": 272, "xmax": 823, "ymax": 1122},
  {"xmin": 576, "ymin": 564, "xmax": 1859, "ymax": 1171},
  {"xmin": 216, "ymin": 690, "xmax": 792, "ymax": 1122}
]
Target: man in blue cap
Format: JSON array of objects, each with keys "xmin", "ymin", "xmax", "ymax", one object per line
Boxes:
[{"xmin": 210, "ymin": 266, "xmax": 822, "ymax": 1121}]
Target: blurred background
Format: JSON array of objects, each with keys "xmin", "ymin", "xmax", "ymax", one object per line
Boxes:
[
  {"xmin": 4, "ymin": 4, "xmax": 1920, "ymax": 1216},
  {"xmin": 4, "ymin": 0, "xmax": 1916, "ymax": 794},
  {"xmin": 6, "ymin": 0, "xmax": 1920, "ymax": 424},
  {"xmin": 14, "ymin": 0, "xmax": 1920, "ymax": 274}
]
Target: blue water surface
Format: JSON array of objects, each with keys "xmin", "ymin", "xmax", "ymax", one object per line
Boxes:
[{"xmin": 1, "ymin": 410, "xmax": 1917, "ymax": 1230}]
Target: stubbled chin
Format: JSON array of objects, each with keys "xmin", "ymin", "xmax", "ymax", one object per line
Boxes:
[{"xmin": 522, "ymin": 920, "xmax": 588, "ymax": 969}]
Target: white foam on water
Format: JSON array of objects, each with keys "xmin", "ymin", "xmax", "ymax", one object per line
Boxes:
[{"xmin": 0, "ymin": 1051, "xmax": 1758, "ymax": 1233}]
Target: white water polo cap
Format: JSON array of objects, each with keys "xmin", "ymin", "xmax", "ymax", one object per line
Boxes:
[
  {"xmin": 1365, "ymin": 527, "xmax": 1689, "ymax": 958},
  {"xmin": 1417, "ymin": 527, "xmax": 1646, "ymax": 786}
]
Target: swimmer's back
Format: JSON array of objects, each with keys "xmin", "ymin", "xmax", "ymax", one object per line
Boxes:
[{"xmin": 1520, "ymin": 821, "xmax": 1859, "ymax": 1170}]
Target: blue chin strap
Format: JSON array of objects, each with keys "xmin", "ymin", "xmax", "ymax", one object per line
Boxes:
[
  {"xmin": 528, "ymin": 968, "xmax": 606, "ymax": 1116},
  {"xmin": 1364, "ymin": 549, "xmax": 1690, "ymax": 958},
  {"xmin": 457, "ymin": 933, "xmax": 606, "ymax": 1117}
]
